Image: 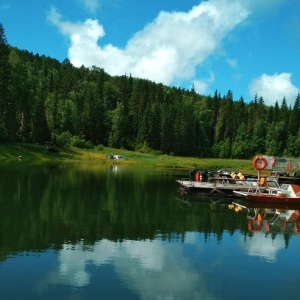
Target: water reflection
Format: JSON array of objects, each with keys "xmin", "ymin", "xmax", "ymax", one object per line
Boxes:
[
  {"xmin": 230, "ymin": 199, "xmax": 300, "ymax": 262},
  {"xmin": 1, "ymin": 163, "xmax": 300, "ymax": 299},
  {"xmin": 239, "ymin": 232, "xmax": 286, "ymax": 262},
  {"xmin": 32, "ymin": 238, "xmax": 215, "ymax": 299},
  {"xmin": 231, "ymin": 199, "xmax": 300, "ymax": 236}
]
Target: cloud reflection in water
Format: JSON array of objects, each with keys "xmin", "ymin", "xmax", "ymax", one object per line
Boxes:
[{"xmin": 50, "ymin": 237, "xmax": 216, "ymax": 299}]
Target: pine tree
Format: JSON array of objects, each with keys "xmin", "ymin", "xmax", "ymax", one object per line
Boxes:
[{"xmin": 0, "ymin": 23, "xmax": 11, "ymax": 141}]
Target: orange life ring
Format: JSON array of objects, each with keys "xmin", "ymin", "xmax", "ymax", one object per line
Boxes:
[
  {"xmin": 287, "ymin": 161, "xmax": 292, "ymax": 171},
  {"xmin": 271, "ymin": 157, "xmax": 276, "ymax": 167},
  {"xmin": 252, "ymin": 156, "xmax": 267, "ymax": 170},
  {"xmin": 248, "ymin": 219, "xmax": 263, "ymax": 232}
]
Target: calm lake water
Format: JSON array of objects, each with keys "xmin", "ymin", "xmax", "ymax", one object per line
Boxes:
[{"xmin": 1, "ymin": 162, "xmax": 300, "ymax": 300}]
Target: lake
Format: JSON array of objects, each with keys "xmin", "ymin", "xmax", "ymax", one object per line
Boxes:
[{"xmin": 1, "ymin": 162, "xmax": 300, "ymax": 300}]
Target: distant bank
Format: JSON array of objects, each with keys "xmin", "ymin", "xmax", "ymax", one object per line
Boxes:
[{"xmin": 0, "ymin": 143, "xmax": 256, "ymax": 174}]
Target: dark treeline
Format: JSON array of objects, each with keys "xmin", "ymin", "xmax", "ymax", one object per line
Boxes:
[{"xmin": 1, "ymin": 23, "xmax": 300, "ymax": 158}]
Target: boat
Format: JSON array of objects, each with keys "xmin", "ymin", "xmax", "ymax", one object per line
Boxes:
[
  {"xmin": 233, "ymin": 179, "xmax": 300, "ymax": 204},
  {"xmin": 107, "ymin": 153, "xmax": 125, "ymax": 160},
  {"xmin": 177, "ymin": 154, "xmax": 300, "ymax": 198},
  {"xmin": 177, "ymin": 170, "xmax": 264, "ymax": 197}
]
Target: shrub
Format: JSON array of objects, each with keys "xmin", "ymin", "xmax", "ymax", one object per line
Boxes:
[
  {"xmin": 96, "ymin": 144, "xmax": 104, "ymax": 151},
  {"xmin": 55, "ymin": 131, "xmax": 72, "ymax": 148}
]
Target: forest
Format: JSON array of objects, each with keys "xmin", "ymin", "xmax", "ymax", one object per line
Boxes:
[{"xmin": 1, "ymin": 23, "xmax": 300, "ymax": 159}]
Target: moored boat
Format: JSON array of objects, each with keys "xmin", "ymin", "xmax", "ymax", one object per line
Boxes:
[{"xmin": 233, "ymin": 179, "xmax": 300, "ymax": 204}]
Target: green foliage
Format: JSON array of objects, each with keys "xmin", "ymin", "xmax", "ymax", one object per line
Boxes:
[
  {"xmin": 0, "ymin": 121, "xmax": 8, "ymax": 142},
  {"xmin": 135, "ymin": 142, "xmax": 152, "ymax": 153},
  {"xmin": 71, "ymin": 136, "xmax": 93, "ymax": 149},
  {"xmin": 55, "ymin": 131, "xmax": 72, "ymax": 148},
  {"xmin": 108, "ymin": 102, "xmax": 128, "ymax": 148},
  {"xmin": 1, "ymin": 23, "xmax": 300, "ymax": 159},
  {"xmin": 55, "ymin": 131, "xmax": 93, "ymax": 149},
  {"xmin": 265, "ymin": 121, "xmax": 286, "ymax": 156},
  {"xmin": 95, "ymin": 144, "xmax": 104, "ymax": 151},
  {"xmin": 231, "ymin": 123, "xmax": 249, "ymax": 158}
]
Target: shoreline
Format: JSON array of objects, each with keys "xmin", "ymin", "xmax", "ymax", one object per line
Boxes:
[{"xmin": 0, "ymin": 143, "xmax": 260, "ymax": 174}]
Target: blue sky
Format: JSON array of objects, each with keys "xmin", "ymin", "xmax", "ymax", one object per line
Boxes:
[{"xmin": 1, "ymin": 0, "xmax": 299, "ymax": 106}]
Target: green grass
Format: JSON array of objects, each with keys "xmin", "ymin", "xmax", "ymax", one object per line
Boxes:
[{"xmin": 0, "ymin": 143, "xmax": 262, "ymax": 174}]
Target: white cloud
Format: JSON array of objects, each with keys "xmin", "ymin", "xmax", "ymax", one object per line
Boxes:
[
  {"xmin": 77, "ymin": 0, "xmax": 100, "ymax": 13},
  {"xmin": 48, "ymin": 0, "xmax": 249, "ymax": 86},
  {"xmin": 47, "ymin": 7, "xmax": 103, "ymax": 38},
  {"xmin": 226, "ymin": 58, "xmax": 237, "ymax": 68},
  {"xmin": 193, "ymin": 71, "xmax": 215, "ymax": 94},
  {"xmin": 249, "ymin": 73, "xmax": 299, "ymax": 106}
]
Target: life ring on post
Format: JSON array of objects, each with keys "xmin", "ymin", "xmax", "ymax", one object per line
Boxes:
[{"xmin": 252, "ymin": 156, "xmax": 267, "ymax": 170}]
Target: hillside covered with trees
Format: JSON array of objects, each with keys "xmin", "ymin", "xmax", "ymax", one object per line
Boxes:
[{"xmin": 1, "ymin": 23, "xmax": 300, "ymax": 159}]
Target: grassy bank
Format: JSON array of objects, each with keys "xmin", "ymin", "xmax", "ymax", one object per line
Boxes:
[{"xmin": 0, "ymin": 143, "xmax": 261, "ymax": 174}]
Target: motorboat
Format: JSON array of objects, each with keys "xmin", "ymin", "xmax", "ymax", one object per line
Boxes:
[{"xmin": 233, "ymin": 179, "xmax": 300, "ymax": 204}]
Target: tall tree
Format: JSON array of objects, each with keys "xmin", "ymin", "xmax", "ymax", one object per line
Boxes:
[
  {"xmin": 265, "ymin": 121, "xmax": 286, "ymax": 156},
  {"xmin": 232, "ymin": 123, "xmax": 250, "ymax": 158},
  {"xmin": 160, "ymin": 103, "xmax": 175, "ymax": 154},
  {"xmin": 8, "ymin": 49, "xmax": 33, "ymax": 142},
  {"xmin": 108, "ymin": 102, "xmax": 127, "ymax": 148},
  {"xmin": 45, "ymin": 93, "xmax": 58, "ymax": 140},
  {"xmin": 288, "ymin": 94, "xmax": 300, "ymax": 136},
  {"xmin": 250, "ymin": 119, "xmax": 267, "ymax": 156},
  {"xmin": 31, "ymin": 95, "xmax": 50, "ymax": 143},
  {"xmin": 0, "ymin": 23, "xmax": 10, "ymax": 141}
]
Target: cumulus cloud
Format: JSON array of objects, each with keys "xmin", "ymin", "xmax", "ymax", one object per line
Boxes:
[
  {"xmin": 244, "ymin": 0, "xmax": 287, "ymax": 14},
  {"xmin": 48, "ymin": 0, "xmax": 249, "ymax": 87},
  {"xmin": 77, "ymin": 0, "xmax": 100, "ymax": 13},
  {"xmin": 47, "ymin": 7, "xmax": 103, "ymax": 37},
  {"xmin": 193, "ymin": 72, "xmax": 215, "ymax": 94},
  {"xmin": 249, "ymin": 73, "xmax": 299, "ymax": 106}
]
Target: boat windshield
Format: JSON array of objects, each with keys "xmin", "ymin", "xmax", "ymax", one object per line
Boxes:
[{"xmin": 266, "ymin": 180, "xmax": 281, "ymax": 189}]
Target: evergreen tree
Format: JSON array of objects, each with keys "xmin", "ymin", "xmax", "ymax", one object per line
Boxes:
[
  {"xmin": 160, "ymin": 103, "xmax": 175, "ymax": 154},
  {"xmin": 108, "ymin": 102, "xmax": 127, "ymax": 148},
  {"xmin": 0, "ymin": 23, "xmax": 10, "ymax": 141},
  {"xmin": 250, "ymin": 119, "xmax": 267, "ymax": 156},
  {"xmin": 232, "ymin": 123, "xmax": 249, "ymax": 158},
  {"xmin": 265, "ymin": 121, "xmax": 286, "ymax": 156},
  {"xmin": 288, "ymin": 94, "xmax": 300, "ymax": 136},
  {"xmin": 1, "ymin": 26, "xmax": 298, "ymax": 159}
]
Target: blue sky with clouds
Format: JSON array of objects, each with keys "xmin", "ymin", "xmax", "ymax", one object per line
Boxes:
[{"xmin": 1, "ymin": 0, "xmax": 299, "ymax": 106}]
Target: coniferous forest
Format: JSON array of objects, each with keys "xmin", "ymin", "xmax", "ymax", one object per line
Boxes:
[{"xmin": 1, "ymin": 23, "xmax": 300, "ymax": 159}]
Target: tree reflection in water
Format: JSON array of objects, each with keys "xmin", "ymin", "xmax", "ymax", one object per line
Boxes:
[{"xmin": 1, "ymin": 163, "xmax": 300, "ymax": 299}]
